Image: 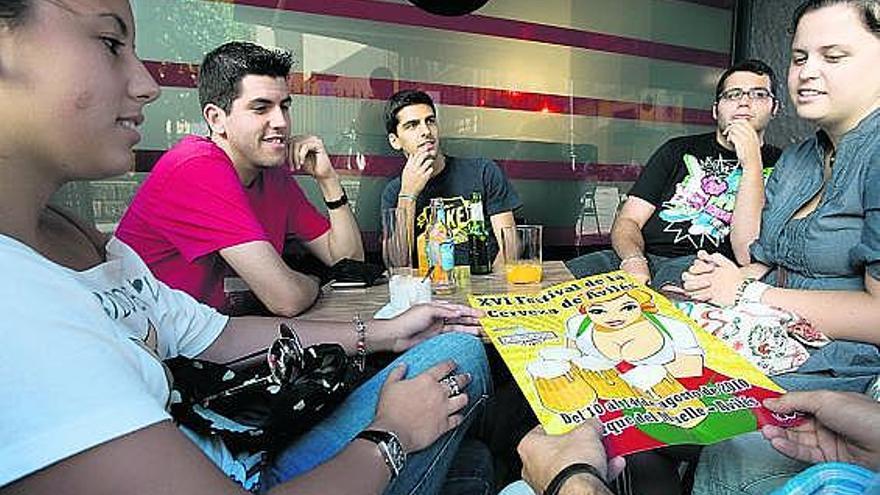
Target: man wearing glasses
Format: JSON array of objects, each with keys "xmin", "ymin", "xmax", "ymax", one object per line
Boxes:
[{"xmin": 567, "ymin": 59, "xmax": 782, "ymax": 289}]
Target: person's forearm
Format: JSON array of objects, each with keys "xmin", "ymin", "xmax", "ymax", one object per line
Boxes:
[
  {"xmin": 318, "ymin": 177, "xmax": 364, "ymax": 262},
  {"xmin": 729, "ymin": 166, "xmax": 765, "ymax": 265},
  {"xmin": 268, "ymin": 440, "xmax": 390, "ymax": 495},
  {"xmin": 201, "ymin": 313, "xmax": 398, "ymax": 365},
  {"xmin": 762, "ymin": 286, "xmax": 880, "ymax": 344},
  {"xmin": 611, "ymin": 219, "xmax": 646, "ymax": 259},
  {"xmin": 741, "ymin": 262, "xmax": 771, "ymax": 280},
  {"xmin": 262, "ymin": 270, "xmax": 320, "ymax": 317}
]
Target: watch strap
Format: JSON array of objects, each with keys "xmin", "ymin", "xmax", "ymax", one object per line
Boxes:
[
  {"xmin": 355, "ymin": 429, "xmax": 406, "ymax": 479},
  {"xmin": 325, "ymin": 189, "xmax": 349, "ymax": 210},
  {"xmin": 544, "ymin": 463, "xmax": 612, "ymax": 495}
]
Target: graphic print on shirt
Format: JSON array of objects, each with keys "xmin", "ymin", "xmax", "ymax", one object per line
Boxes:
[
  {"xmin": 92, "ymin": 274, "xmax": 161, "ymax": 353},
  {"xmin": 416, "ymin": 196, "xmax": 474, "ymax": 244},
  {"xmin": 658, "ymin": 153, "xmax": 758, "ymax": 250}
]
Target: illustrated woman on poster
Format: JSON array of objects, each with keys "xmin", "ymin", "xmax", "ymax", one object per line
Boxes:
[{"xmin": 565, "ymin": 287, "xmax": 705, "ymax": 391}]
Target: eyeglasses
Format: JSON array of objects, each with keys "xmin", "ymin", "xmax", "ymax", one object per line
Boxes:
[
  {"xmin": 718, "ymin": 88, "xmax": 774, "ymax": 103},
  {"xmin": 200, "ymin": 323, "xmax": 305, "ymax": 406}
]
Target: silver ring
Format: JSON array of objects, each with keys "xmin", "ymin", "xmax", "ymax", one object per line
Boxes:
[{"xmin": 441, "ymin": 376, "xmax": 460, "ymax": 397}]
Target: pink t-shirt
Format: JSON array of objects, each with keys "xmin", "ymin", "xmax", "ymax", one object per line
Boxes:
[{"xmin": 117, "ymin": 135, "xmax": 330, "ymax": 311}]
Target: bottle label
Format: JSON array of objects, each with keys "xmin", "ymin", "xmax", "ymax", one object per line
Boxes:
[
  {"xmin": 470, "ymin": 203, "xmax": 485, "ymax": 222},
  {"xmin": 440, "ymin": 242, "xmax": 455, "ymax": 271}
]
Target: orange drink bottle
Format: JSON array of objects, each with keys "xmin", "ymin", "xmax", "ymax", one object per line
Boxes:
[
  {"xmin": 416, "ymin": 232, "xmax": 428, "ymax": 277},
  {"xmin": 426, "ymin": 198, "xmax": 455, "ymax": 294}
]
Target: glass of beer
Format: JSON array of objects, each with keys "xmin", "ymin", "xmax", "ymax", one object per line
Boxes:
[
  {"xmin": 502, "ymin": 225, "xmax": 543, "ymax": 284},
  {"xmin": 527, "ymin": 359, "xmax": 596, "ymax": 413}
]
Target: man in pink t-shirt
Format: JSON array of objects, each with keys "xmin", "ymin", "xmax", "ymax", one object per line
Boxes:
[{"xmin": 118, "ymin": 42, "xmax": 364, "ymax": 316}]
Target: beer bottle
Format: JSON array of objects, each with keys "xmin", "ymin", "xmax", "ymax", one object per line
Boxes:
[
  {"xmin": 426, "ymin": 198, "xmax": 456, "ymax": 294},
  {"xmin": 468, "ymin": 191, "xmax": 491, "ymax": 275}
]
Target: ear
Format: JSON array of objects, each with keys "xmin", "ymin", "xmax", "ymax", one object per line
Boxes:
[
  {"xmin": 203, "ymin": 103, "xmax": 227, "ymax": 136},
  {"xmin": 771, "ymin": 99, "xmax": 780, "ymax": 117},
  {"xmin": 388, "ymin": 132, "xmax": 402, "ymax": 151},
  {"xmin": 711, "ymin": 102, "xmax": 718, "ymax": 121}
]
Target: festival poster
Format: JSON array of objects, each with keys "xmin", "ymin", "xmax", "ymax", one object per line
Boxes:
[{"xmin": 469, "ymin": 271, "xmax": 801, "ymax": 458}]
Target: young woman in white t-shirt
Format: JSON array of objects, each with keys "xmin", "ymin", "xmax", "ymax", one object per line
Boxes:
[{"xmin": 0, "ymin": 1, "xmax": 490, "ymax": 493}]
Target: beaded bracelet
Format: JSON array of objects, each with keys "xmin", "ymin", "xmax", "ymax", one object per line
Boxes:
[
  {"xmin": 735, "ymin": 278, "xmax": 770, "ymax": 306},
  {"xmin": 543, "ymin": 463, "xmax": 612, "ymax": 495},
  {"xmin": 618, "ymin": 254, "xmax": 648, "ymax": 269},
  {"xmin": 734, "ymin": 277, "xmax": 757, "ymax": 306},
  {"xmin": 352, "ymin": 314, "xmax": 367, "ymax": 372}
]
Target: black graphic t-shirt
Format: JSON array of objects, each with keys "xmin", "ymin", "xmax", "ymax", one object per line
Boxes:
[
  {"xmin": 381, "ymin": 156, "xmax": 522, "ymax": 264},
  {"xmin": 629, "ymin": 133, "xmax": 782, "ymax": 259}
]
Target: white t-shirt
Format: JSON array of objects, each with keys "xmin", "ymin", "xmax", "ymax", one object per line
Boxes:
[{"xmin": 0, "ymin": 236, "xmax": 228, "ymax": 486}]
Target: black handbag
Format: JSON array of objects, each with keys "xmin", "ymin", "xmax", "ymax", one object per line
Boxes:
[{"xmin": 166, "ymin": 324, "xmax": 361, "ymax": 453}]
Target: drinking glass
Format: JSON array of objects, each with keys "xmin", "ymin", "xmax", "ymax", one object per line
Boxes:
[
  {"xmin": 381, "ymin": 207, "xmax": 412, "ymax": 278},
  {"xmin": 383, "ymin": 208, "xmax": 432, "ymax": 306},
  {"xmin": 502, "ymin": 225, "xmax": 543, "ymax": 284}
]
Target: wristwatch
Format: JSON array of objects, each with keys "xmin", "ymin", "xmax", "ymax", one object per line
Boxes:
[
  {"xmin": 355, "ymin": 429, "xmax": 407, "ymax": 479},
  {"xmin": 324, "ymin": 189, "xmax": 349, "ymax": 210}
]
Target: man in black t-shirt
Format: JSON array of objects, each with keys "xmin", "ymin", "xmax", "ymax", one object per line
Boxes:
[
  {"xmin": 567, "ymin": 59, "xmax": 782, "ymax": 288},
  {"xmin": 381, "ymin": 90, "xmax": 521, "ymax": 268}
]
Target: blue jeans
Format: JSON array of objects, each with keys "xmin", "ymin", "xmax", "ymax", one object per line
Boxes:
[
  {"xmin": 565, "ymin": 250, "xmax": 696, "ymax": 289},
  {"xmin": 441, "ymin": 438, "xmax": 495, "ymax": 495},
  {"xmin": 692, "ymin": 432, "xmax": 809, "ymax": 495},
  {"xmin": 261, "ymin": 332, "xmax": 491, "ymax": 495}
]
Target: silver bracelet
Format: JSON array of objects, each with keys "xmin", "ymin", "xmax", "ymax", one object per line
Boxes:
[{"xmin": 353, "ymin": 314, "xmax": 367, "ymax": 372}]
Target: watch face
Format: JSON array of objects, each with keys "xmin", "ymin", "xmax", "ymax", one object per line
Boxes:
[{"xmin": 384, "ymin": 434, "xmax": 406, "ymax": 475}]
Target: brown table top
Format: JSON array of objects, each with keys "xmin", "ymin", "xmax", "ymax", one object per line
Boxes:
[{"xmin": 306, "ymin": 260, "xmax": 574, "ymax": 321}]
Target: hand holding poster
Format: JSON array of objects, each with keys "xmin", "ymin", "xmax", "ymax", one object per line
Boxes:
[{"xmin": 470, "ymin": 271, "xmax": 802, "ymax": 457}]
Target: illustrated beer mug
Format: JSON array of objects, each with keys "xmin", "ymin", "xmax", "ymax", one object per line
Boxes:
[
  {"xmin": 538, "ymin": 346, "xmax": 581, "ymax": 362},
  {"xmin": 622, "ymin": 366, "xmax": 708, "ymax": 429},
  {"xmin": 571, "ymin": 355, "xmax": 634, "ymax": 399},
  {"xmin": 527, "ymin": 359, "xmax": 596, "ymax": 413}
]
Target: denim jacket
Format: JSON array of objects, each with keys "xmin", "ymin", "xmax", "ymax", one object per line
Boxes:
[{"xmin": 750, "ymin": 108, "xmax": 880, "ymax": 392}]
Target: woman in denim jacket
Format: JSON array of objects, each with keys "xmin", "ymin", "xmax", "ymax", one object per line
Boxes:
[
  {"xmin": 686, "ymin": 1, "xmax": 880, "ymax": 493},
  {"xmin": 684, "ymin": 0, "xmax": 880, "ymax": 395}
]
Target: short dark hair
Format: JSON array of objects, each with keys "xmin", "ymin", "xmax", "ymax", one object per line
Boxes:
[
  {"xmin": 198, "ymin": 41, "xmax": 293, "ymax": 114},
  {"xmin": 791, "ymin": 0, "xmax": 880, "ymax": 36},
  {"xmin": 715, "ymin": 59, "xmax": 778, "ymax": 101},
  {"xmin": 384, "ymin": 89, "xmax": 437, "ymax": 135},
  {"xmin": 0, "ymin": 0, "xmax": 31, "ymax": 28}
]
